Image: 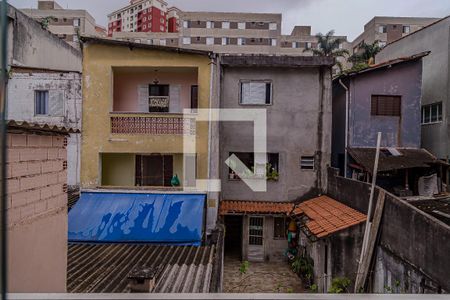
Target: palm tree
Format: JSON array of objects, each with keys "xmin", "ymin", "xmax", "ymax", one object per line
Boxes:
[
  {"xmin": 304, "ymin": 30, "xmax": 349, "ymax": 72},
  {"xmin": 348, "ymin": 40, "xmax": 382, "ymax": 65}
]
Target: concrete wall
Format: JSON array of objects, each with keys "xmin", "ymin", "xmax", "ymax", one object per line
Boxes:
[
  {"xmin": 220, "ymin": 66, "xmax": 332, "ymax": 202},
  {"xmin": 376, "ymin": 17, "xmax": 450, "ymax": 159},
  {"xmin": 350, "ymin": 60, "xmax": 422, "ymax": 148},
  {"xmin": 7, "ymin": 69, "xmax": 82, "ymax": 187},
  {"xmin": 327, "ymin": 168, "xmax": 450, "ymax": 293},
  {"xmin": 101, "ymin": 153, "xmax": 136, "ymax": 186},
  {"xmin": 6, "ymin": 132, "xmax": 68, "ymax": 292},
  {"xmin": 8, "ymin": 5, "xmax": 81, "ymax": 72}
]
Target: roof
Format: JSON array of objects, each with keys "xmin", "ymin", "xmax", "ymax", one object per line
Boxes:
[
  {"xmin": 221, "ymin": 54, "xmax": 335, "ymax": 67},
  {"xmin": 7, "ymin": 120, "xmax": 80, "ymax": 135},
  {"xmin": 335, "ymin": 51, "xmax": 430, "ymax": 80},
  {"xmin": 348, "ymin": 147, "xmax": 440, "ymax": 173},
  {"xmin": 220, "ymin": 200, "xmax": 293, "ymax": 215},
  {"xmin": 80, "ymin": 36, "xmax": 213, "ymax": 56},
  {"xmin": 410, "ymin": 197, "xmax": 450, "ymax": 226},
  {"xmin": 67, "ymin": 243, "xmax": 216, "ymax": 293},
  {"xmin": 292, "ymin": 195, "xmax": 366, "ymax": 239}
]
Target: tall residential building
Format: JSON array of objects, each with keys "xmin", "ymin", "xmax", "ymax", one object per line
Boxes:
[
  {"xmin": 21, "ymin": 0, "xmax": 101, "ymax": 48},
  {"xmin": 107, "ymin": 0, "xmax": 179, "ymax": 36},
  {"xmin": 351, "ymin": 16, "xmax": 440, "ymax": 52}
]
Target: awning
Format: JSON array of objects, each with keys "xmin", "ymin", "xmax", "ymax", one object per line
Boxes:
[
  {"xmin": 68, "ymin": 192, "xmax": 206, "ymax": 245},
  {"xmin": 220, "ymin": 200, "xmax": 293, "ymax": 215},
  {"xmin": 348, "ymin": 147, "xmax": 439, "ymax": 173}
]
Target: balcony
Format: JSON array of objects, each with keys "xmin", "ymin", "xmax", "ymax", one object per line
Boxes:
[{"xmin": 110, "ymin": 112, "xmax": 196, "ymax": 135}]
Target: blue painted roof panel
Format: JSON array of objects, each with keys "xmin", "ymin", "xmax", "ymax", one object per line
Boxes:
[{"xmin": 68, "ymin": 192, "xmax": 206, "ymax": 244}]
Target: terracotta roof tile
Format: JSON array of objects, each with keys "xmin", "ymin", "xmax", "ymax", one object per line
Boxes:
[
  {"xmin": 220, "ymin": 200, "xmax": 293, "ymax": 215},
  {"xmin": 292, "ymin": 195, "xmax": 366, "ymax": 239}
]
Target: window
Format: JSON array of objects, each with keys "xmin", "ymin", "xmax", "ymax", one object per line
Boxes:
[
  {"xmin": 206, "ymin": 37, "xmax": 214, "ymax": 45},
  {"xmin": 378, "ymin": 41, "xmax": 387, "ymax": 48},
  {"xmin": 403, "ymin": 25, "xmax": 410, "ymax": 34},
  {"xmin": 269, "ymin": 23, "xmax": 278, "ymax": 30},
  {"xmin": 148, "ymin": 84, "xmax": 169, "ymax": 112},
  {"xmin": 182, "ymin": 37, "xmax": 191, "ymax": 45},
  {"xmin": 238, "ymin": 22, "xmax": 246, "ymax": 29},
  {"xmin": 191, "ymin": 85, "xmax": 198, "ymax": 111},
  {"xmin": 274, "ymin": 217, "xmax": 288, "ymax": 239},
  {"xmin": 292, "ymin": 42, "xmax": 299, "ymax": 48},
  {"xmin": 300, "ymin": 156, "xmax": 315, "ymax": 170},
  {"xmin": 371, "ymin": 95, "xmax": 401, "ymax": 116},
  {"xmin": 228, "ymin": 152, "xmax": 279, "ymax": 180},
  {"xmin": 240, "ymin": 81, "xmax": 272, "ymax": 105},
  {"xmin": 222, "ymin": 37, "xmax": 229, "ymax": 45},
  {"xmin": 35, "ymin": 90, "xmax": 49, "ymax": 115},
  {"xmin": 135, "ymin": 155, "xmax": 173, "ymax": 187},
  {"xmin": 422, "ymin": 102, "xmax": 443, "ymax": 124},
  {"xmin": 72, "ymin": 35, "xmax": 79, "ymax": 42},
  {"xmin": 379, "ymin": 25, "xmax": 387, "ymax": 33},
  {"xmin": 73, "ymin": 18, "xmax": 80, "ymax": 27},
  {"xmin": 271, "ymin": 39, "xmax": 277, "ymax": 46},
  {"xmin": 305, "ymin": 42, "xmax": 312, "ymax": 49},
  {"xmin": 238, "ymin": 37, "xmax": 245, "ymax": 45},
  {"xmin": 222, "ymin": 21, "xmax": 230, "ymax": 29},
  {"xmin": 159, "ymin": 39, "xmax": 166, "ymax": 46},
  {"xmin": 183, "ymin": 20, "xmax": 189, "ymax": 28},
  {"xmin": 206, "ymin": 21, "xmax": 213, "ymax": 29}
]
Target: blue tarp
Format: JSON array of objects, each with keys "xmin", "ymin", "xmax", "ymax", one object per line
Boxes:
[{"xmin": 68, "ymin": 192, "xmax": 206, "ymax": 245}]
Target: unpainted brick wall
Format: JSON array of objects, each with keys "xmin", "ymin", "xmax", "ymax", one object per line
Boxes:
[{"xmin": 6, "ymin": 132, "xmax": 67, "ymax": 227}]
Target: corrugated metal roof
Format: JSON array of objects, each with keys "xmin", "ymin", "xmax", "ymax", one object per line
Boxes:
[
  {"xmin": 292, "ymin": 195, "xmax": 366, "ymax": 239},
  {"xmin": 348, "ymin": 147, "xmax": 440, "ymax": 173},
  {"xmin": 67, "ymin": 243, "xmax": 216, "ymax": 293},
  {"xmin": 220, "ymin": 200, "xmax": 293, "ymax": 215},
  {"xmin": 7, "ymin": 120, "xmax": 80, "ymax": 135}
]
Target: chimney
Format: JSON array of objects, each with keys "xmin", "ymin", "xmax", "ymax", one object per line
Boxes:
[
  {"xmin": 127, "ymin": 266, "xmax": 158, "ymax": 293},
  {"xmin": 38, "ymin": 0, "xmax": 63, "ymax": 10}
]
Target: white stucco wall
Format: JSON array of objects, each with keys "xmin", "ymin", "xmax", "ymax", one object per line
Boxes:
[{"xmin": 7, "ymin": 70, "xmax": 82, "ymax": 186}]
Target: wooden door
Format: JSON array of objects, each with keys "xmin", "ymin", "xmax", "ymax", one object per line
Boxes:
[{"xmin": 248, "ymin": 216, "xmax": 264, "ymax": 262}]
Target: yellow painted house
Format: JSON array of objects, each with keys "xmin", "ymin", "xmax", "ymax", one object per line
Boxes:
[{"xmin": 81, "ymin": 37, "xmax": 217, "ymax": 191}]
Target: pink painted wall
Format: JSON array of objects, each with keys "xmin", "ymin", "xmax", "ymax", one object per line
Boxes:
[
  {"xmin": 113, "ymin": 69, "xmax": 198, "ymax": 112},
  {"xmin": 6, "ymin": 132, "xmax": 68, "ymax": 292}
]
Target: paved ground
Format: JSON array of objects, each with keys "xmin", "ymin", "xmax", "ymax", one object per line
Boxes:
[{"xmin": 223, "ymin": 255, "xmax": 304, "ymax": 293}]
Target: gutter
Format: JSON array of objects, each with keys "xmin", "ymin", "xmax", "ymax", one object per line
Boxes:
[{"xmin": 339, "ymin": 78, "xmax": 349, "ymax": 178}]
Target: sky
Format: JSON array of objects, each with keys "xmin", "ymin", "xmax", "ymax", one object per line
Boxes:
[{"xmin": 10, "ymin": 0, "xmax": 450, "ymax": 41}]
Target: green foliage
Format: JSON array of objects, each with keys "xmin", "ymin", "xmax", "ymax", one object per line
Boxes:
[
  {"xmin": 266, "ymin": 163, "xmax": 279, "ymax": 181},
  {"xmin": 291, "ymin": 254, "xmax": 314, "ymax": 286},
  {"xmin": 348, "ymin": 40, "xmax": 382, "ymax": 64},
  {"xmin": 329, "ymin": 277, "xmax": 351, "ymax": 293},
  {"xmin": 239, "ymin": 261, "xmax": 249, "ymax": 274},
  {"xmin": 384, "ymin": 285, "xmax": 393, "ymax": 293},
  {"xmin": 286, "ymin": 287, "xmax": 294, "ymax": 293},
  {"xmin": 40, "ymin": 16, "xmax": 56, "ymax": 30},
  {"xmin": 305, "ymin": 30, "xmax": 349, "ymax": 59},
  {"xmin": 310, "ymin": 284, "xmax": 318, "ymax": 293}
]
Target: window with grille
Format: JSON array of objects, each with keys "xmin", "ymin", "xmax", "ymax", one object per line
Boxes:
[
  {"xmin": 239, "ymin": 81, "xmax": 272, "ymax": 105},
  {"xmin": 273, "ymin": 217, "xmax": 288, "ymax": 239},
  {"xmin": 249, "ymin": 217, "xmax": 264, "ymax": 245},
  {"xmin": 422, "ymin": 102, "xmax": 443, "ymax": 124},
  {"xmin": 35, "ymin": 90, "xmax": 49, "ymax": 115},
  {"xmin": 228, "ymin": 152, "xmax": 279, "ymax": 180},
  {"xmin": 371, "ymin": 95, "xmax": 401, "ymax": 116},
  {"xmin": 301, "ymin": 156, "xmax": 315, "ymax": 170}
]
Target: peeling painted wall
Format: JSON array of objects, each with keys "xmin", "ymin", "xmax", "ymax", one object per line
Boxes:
[
  {"xmin": 7, "ymin": 70, "xmax": 82, "ymax": 186},
  {"xmin": 220, "ymin": 66, "xmax": 332, "ymax": 202}
]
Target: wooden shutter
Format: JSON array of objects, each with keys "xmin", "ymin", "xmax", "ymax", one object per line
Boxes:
[
  {"xmin": 49, "ymin": 90, "xmax": 64, "ymax": 116},
  {"xmin": 371, "ymin": 95, "xmax": 401, "ymax": 116},
  {"xmin": 138, "ymin": 85, "xmax": 149, "ymax": 112},
  {"xmin": 169, "ymin": 85, "xmax": 181, "ymax": 113},
  {"xmin": 163, "ymin": 155, "xmax": 173, "ymax": 186},
  {"xmin": 191, "ymin": 85, "xmax": 198, "ymax": 110}
]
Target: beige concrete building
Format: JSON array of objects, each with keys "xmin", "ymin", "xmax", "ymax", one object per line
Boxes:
[
  {"xmin": 352, "ymin": 16, "xmax": 440, "ymax": 53},
  {"xmin": 21, "ymin": 0, "xmax": 100, "ymax": 48}
]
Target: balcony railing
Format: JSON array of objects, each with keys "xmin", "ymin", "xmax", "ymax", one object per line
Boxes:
[{"xmin": 110, "ymin": 113, "xmax": 196, "ymax": 135}]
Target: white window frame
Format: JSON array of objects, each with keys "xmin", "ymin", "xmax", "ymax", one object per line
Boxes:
[
  {"xmin": 239, "ymin": 80, "xmax": 273, "ymax": 105},
  {"xmin": 183, "ymin": 20, "xmax": 189, "ymax": 28},
  {"xmin": 206, "ymin": 21, "xmax": 213, "ymax": 29},
  {"xmin": 422, "ymin": 102, "xmax": 443, "ymax": 125},
  {"xmin": 269, "ymin": 23, "xmax": 277, "ymax": 30},
  {"xmin": 238, "ymin": 22, "xmax": 246, "ymax": 30},
  {"xmin": 159, "ymin": 39, "xmax": 166, "ymax": 46},
  {"xmin": 34, "ymin": 90, "xmax": 49, "ymax": 116},
  {"xmin": 222, "ymin": 37, "xmax": 229, "ymax": 45},
  {"xmin": 271, "ymin": 39, "xmax": 277, "ymax": 46},
  {"xmin": 222, "ymin": 21, "xmax": 230, "ymax": 29},
  {"xmin": 403, "ymin": 25, "xmax": 411, "ymax": 34},
  {"xmin": 300, "ymin": 156, "xmax": 315, "ymax": 170},
  {"xmin": 379, "ymin": 25, "xmax": 387, "ymax": 33},
  {"xmin": 182, "ymin": 37, "xmax": 191, "ymax": 45},
  {"xmin": 73, "ymin": 18, "xmax": 80, "ymax": 27},
  {"xmin": 238, "ymin": 38, "xmax": 245, "ymax": 46},
  {"xmin": 206, "ymin": 37, "xmax": 214, "ymax": 45}
]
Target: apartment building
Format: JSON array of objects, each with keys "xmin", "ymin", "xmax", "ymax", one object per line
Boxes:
[
  {"xmin": 107, "ymin": 0, "xmax": 179, "ymax": 36},
  {"xmin": 352, "ymin": 16, "xmax": 440, "ymax": 52},
  {"xmin": 21, "ymin": 0, "xmax": 100, "ymax": 48}
]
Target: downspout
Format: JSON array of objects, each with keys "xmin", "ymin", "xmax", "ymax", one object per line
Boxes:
[
  {"xmin": 339, "ymin": 78, "xmax": 349, "ymax": 178},
  {"xmin": 207, "ymin": 53, "xmax": 215, "ymax": 190}
]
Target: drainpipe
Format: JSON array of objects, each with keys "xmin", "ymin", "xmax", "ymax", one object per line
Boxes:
[
  {"xmin": 339, "ymin": 78, "xmax": 349, "ymax": 178},
  {"xmin": 207, "ymin": 53, "xmax": 215, "ymax": 189}
]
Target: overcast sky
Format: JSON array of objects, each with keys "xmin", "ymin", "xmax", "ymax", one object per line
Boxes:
[{"xmin": 10, "ymin": 0, "xmax": 450, "ymax": 41}]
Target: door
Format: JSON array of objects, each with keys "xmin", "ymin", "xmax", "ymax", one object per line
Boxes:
[
  {"xmin": 135, "ymin": 155, "xmax": 173, "ymax": 187},
  {"xmin": 248, "ymin": 216, "xmax": 264, "ymax": 262}
]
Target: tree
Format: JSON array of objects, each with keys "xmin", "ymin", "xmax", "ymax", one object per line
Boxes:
[
  {"xmin": 304, "ymin": 30, "xmax": 350, "ymax": 72},
  {"xmin": 348, "ymin": 40, "xmax": 382, "ymax": 65}
]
